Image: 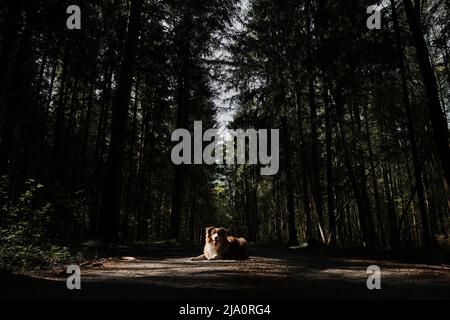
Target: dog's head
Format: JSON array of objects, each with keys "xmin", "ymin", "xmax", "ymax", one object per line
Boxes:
[{"xmin": 205, "ymin": 226, "xmax": 228, "ymax": 244}]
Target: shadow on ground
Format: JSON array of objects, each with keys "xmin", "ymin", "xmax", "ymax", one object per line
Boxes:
[{"xmin": 1, "ymin": 247, "xmax": 449, "ymax": 300}]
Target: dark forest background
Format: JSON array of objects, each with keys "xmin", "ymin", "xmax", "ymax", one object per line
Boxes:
[{"xmin": 0, "ymin": 0, "xmax": 449, "ymax": 268}]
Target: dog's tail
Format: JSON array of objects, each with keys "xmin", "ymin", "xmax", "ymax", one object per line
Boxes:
[
  {"xmin": 238, "ymin": 238, "xmax": 249, "ymax": 259},
  {"xmin": 238, "ymin": 237, "xmax": 247, "ymax": 247}
]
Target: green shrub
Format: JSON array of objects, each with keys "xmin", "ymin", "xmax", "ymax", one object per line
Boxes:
[{"xmin": 0, "ymin": 177, "xmax": 71, "ymax": 270}]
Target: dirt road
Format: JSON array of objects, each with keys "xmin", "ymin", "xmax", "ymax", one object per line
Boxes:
[{"xmin": 1, "ymin": 247, "xmax": 449, "ymax": 300}]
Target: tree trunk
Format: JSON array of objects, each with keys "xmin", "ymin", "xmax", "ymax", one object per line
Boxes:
[
  {"xmin": 293, "ymin": 78, "xmax": 313, "ymax": 240},
  {"xmin": 169, "ymin": 10, "xmax": 193, "ymax": 241},
  {"xmin": 324, "ymin": 82, "xmax": 336, "ymax": 245},
  {"xmin": 50, "ymin": 39, "xmax": 70, "ymax": 185},
  {"xmin": 306, "ymin": 0, "xmax": 324, "ymax": 239},
  {"xmin": 282, "ymin": 116, "xmax": 298, "ymax": 245},
  {"xmin": 403, "ymin": 0, "xmax": 450, "ymax": 194},
  {"xmin": 362, "ymin": 101, "xmax": 386, "ymax": 247},
  {"xmin": 332, "ymin": 85, "xmax": 376, "ymax": 245},
  {"xmin": 99, "ymin": 0, "xmax": 143, "ymax": 243},
  {"xmin": 393, "ymin": 0, "xmax": 432, "ymax": 249}
]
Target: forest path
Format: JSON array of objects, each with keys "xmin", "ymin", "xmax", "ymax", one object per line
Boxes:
[{"xmin": 1, "ymin": 247, "xmax": 449, "ymax": 300}]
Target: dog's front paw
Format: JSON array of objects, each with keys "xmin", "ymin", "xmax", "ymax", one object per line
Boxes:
[
  {"xmin": 208, "ymin": 254, "xmax": 222, "ymax": 260},
  {"xmin": 190, "ymin": 254, "xmax": 206, "ymax": 261}
]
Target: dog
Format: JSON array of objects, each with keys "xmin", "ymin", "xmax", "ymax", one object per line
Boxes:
[{"xmin": 191, "ymin": 226, "xmax": 249, "ymax": 260}]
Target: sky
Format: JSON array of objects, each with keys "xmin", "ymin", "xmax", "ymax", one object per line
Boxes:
[{"xmin": 214, "ymin": 0, "xmax": 249, "ymax": 137}]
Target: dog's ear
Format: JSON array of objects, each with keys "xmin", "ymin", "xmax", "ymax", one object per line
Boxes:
[
  {"xmin": 219, "ymin": 227, "xmax": 229, "ymax": 235},
  {"xmin": 205, "ymin": 226, "xmax": 214, "ymax": 235}
]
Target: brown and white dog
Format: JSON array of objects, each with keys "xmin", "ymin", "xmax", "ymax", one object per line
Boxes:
[{"xmin": 191, "ymin": 226, "xmax": 249, "ymax": 260}]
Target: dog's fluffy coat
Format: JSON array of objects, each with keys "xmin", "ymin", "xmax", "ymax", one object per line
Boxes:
[{"xmin": 191, "ymin": 227, "xmax": 249, "ymax": 260}]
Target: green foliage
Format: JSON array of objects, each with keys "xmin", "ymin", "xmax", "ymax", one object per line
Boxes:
[{"xmin": 0, "ymin": 177, "xmax": 71, "ymax": 270}]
